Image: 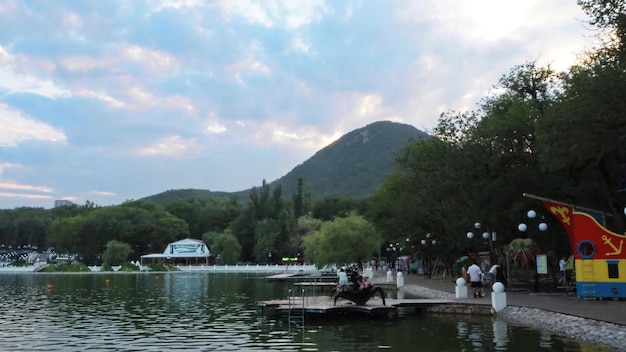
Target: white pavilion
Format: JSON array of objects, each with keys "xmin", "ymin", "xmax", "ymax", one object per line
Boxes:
[{"xmin": 140, "ymin": 238, "xmax": 211, "ymax": 266}]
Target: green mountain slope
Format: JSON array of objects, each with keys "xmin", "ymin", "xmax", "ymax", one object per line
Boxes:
[
  {"xmin": 267, "ymin": 120, "xmax": 429, "ymax": 199},
  {"xmin": 142, "ymin": 121, "xmax": 429, "ymax": 204}
]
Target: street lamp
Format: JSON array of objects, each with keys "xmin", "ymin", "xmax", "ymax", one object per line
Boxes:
[
  {"xmin": 518, "ymin": 210, "xmax": 548, "ymax": 292},
  {"xmin": 420, "ymin": 233, "xmax": 437, "ymax": 278},
  {"xmin": 467, "ymin": 222, "xmax": 497, "ymax": 263},
  {"xmin": 466, "ymin": 222, "xmax": 481, "ymax": 259}
]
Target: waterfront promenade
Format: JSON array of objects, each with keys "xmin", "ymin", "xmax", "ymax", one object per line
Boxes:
[
  {"xmin": 387, "ymin": 269, "xmax": 626, "ymax": 326},
  {"xmin": 375, "ymin": 269, "xmax": 626, "ymax": 351}
]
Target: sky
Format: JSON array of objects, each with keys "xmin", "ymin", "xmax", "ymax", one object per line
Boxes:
[{"xmin": 0, "ymin": 0, "xmax": 597, "ymax": 209}]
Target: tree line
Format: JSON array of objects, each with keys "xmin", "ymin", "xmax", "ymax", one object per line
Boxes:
[{"xmin": 0, "ymin": 178, "xmax": 376, "ymax": 267}]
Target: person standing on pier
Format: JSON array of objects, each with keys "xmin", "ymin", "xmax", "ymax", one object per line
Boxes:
[
  {"xmin": 559, "ymin": 256, "xmax": 568, "ymax": 287},
  {"xmin": 337, "ymin": 268, "xmax": 349, "ymax": 293},
  {"xmin": 467, "ymin": 261, "xmax": 485, "ymax": 298}
]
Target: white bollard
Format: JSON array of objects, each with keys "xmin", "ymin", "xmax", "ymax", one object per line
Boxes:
[
  {"xmin": 455, "ymin": 277, "xmax": 469, "ymax": 299},
  {"xmin": 396, "ymin": 272, "xmax": 404, "ymax": 288},
  {"xmin": 491, "ymin": 282, "xmax": 507, "ymax": 312},
  {"xmin": 366, "ymin": 267, "xmax": 374, "ymax": 280},
  {"xmin": 386, "ymin": 270, "xmax": 393, "ymax": 282},
  {"xmin": 397, "ymin": 287, "xmax": 405, "ymax": 300}
]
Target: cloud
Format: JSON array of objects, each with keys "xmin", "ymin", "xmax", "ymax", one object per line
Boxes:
[
  {"xmin": 0, "ymin": 104, "xmax": 67, "ymax": 147},
  {"xmin": 136, "ymin": 135, "xmax": 199, "ymax": 157},
  {"xmin": 0, "ymin": 0, "xmax": 596, "ymax": 209},
  {"xmin": 0, "ymin": 192, "xmax": 53, "ymax": 200},
  {"xmin": 217, "ymin": 0, "xmax": 327, "ymax": 29},
  {"xmin": 0, "ymin": 163, "xmax": 56, "ymax": 203},
  {"xmin": 91, "ymin": 190, "xmax": 115, "ymax": 196},
  {"xmin": 0, "ymin": 182, "xmax": 52, "ymax": 193}
]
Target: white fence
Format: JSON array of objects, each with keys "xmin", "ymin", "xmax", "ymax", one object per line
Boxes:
[
  {"xmin": 176, "ymin": 263, "xmax": 319, "ymax": 273},
  {"xmin": 0, "ymin": 263, "xmax": 320, "ymax": 273}
]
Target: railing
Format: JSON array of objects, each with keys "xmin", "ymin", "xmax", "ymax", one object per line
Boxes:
[
  {"xmin": 287, "ymin": 288, "xmax": 306, "ymax": 327},
  {"xmin": 178, "ymin": 264, "xmax": 319, "ymax": 273},
  {"xmin": 1, "ymin": 263, "xmax": 320, "ymax": 273}
]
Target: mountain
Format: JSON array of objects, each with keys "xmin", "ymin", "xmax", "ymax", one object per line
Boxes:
[
  {"xmin": 267, "ymin": 121, "xmax": 429, "ymax": 199},
  {"xmin": 142, "ymin": 121, "xmax": 429, "ymax": 204}
]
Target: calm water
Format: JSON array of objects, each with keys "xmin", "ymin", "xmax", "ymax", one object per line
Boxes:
[{"xmin": 0, "ymin": 272, "xmax": 611, "ymax": 351}]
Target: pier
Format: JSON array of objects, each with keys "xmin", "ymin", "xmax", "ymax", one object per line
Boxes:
[{"xmin": 258, "ymin": 295, "xmax": 458, "ymax": 315}]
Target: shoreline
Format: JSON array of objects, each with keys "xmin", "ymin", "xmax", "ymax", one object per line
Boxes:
[
  {"xmin": 0, "ymin": 263, "xmax": 319, "ymax": 274},
  {"xmin": 399, "ymin": 282, "xmax": 626, "ymax": 352}
]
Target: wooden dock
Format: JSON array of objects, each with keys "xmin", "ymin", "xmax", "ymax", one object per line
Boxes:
[
  {"xmin": 265, "ymin": 272, "xmax": 337, "ymax": 282},
  {"xmin": 257, "ymin": 295, "xmax": 457, "ymax": 316},
  {"xmin": 293, "ymin": 281, "xmax": 398, "ymax": 290}
]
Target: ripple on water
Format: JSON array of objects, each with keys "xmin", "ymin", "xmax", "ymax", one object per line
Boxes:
[{"xmin": 0, "ymin": 273, "xmax": 618, "ymax": 352}]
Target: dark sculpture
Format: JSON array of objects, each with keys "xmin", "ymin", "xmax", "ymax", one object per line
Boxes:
[{"xmin": 333, "ymin": 286, "xmax": 386, "ymax": 306}]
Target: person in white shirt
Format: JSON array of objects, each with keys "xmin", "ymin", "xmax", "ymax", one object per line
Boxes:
[
  {"xmin": 337, "ymin": 268, "xmax": 349, "ymax": 293},
  {"xmin": 559, "ymin": 256, "xmax": 568, "ymax": 286},
  {"xmin": 467, "ymin": 261, "xmax": 485, "ymax": 298},
  {"xmin": 488, "ymin": 263, "xmax": 500, "ymax": 286}
]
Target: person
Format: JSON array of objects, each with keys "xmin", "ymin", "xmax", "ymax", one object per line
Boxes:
[
  {"xmin": 467, "ymin": 261, "xmax": 485, "ymax": 298},
  {"xmin": 495, "ymin": 264, "xmax": 507, "ymax": 286},
  {"xmin": 488, "ymin": 262, "xmax": 500, "ymax": 285},
  {"xmin": 357, "ymin": 275, "xmax": 370, "ymax": 290},
  {"xmin": 337, "ymin": 268, "xmax": 349, "ymax": 293},
  {"xmin": 460, "ymin": 266, "xmax": 469, "ymax": 283},
  {"xmin": 559, "ymin": 256, "xmax": 568, "ymax": 286}
]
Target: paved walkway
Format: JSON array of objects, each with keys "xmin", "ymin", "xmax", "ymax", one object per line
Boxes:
[{"xmin": 375, "ymin": 270, "xmax": 626, "ymax": 325}]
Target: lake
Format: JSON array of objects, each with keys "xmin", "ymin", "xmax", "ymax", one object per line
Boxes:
[{"xmin": 0, "ymin": 272, "xmax": 612, "ymax": 351}]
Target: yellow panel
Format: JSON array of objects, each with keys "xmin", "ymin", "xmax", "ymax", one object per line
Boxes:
[{"xmin": 574, "ymin": 259, "xmax": 626, "ymax": 283}]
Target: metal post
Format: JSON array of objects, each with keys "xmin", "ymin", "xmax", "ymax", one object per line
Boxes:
[{"xmin": 533, "ymin": 235, "xmax": 539, "ymax": 293}]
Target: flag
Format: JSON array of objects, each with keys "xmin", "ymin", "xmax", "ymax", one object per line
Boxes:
[{"xmin": 543, "ymin": 200, "xmax": 575, "ymax": 253}]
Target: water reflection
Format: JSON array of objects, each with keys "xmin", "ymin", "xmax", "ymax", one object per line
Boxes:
[
  {"xmin": 493, "ymin": 319, "xmax": 509, "ymax": 350},
  {"xmin": 0, "ymin": 273, "xmax": 613, "ymax": 352}
]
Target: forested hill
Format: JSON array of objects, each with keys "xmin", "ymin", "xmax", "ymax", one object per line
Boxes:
[
  {"xmin": 143, "ymin": 121, "xmax": 429, "ymax": 204},
  {"xmin": 267, "ymin": 121, "xmax": 429, "ymax": 199}
]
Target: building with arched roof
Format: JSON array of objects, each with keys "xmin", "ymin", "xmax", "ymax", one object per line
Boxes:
[{"xmin": 140, "ymin": 238, "xmax": 211, "ymax": 266}]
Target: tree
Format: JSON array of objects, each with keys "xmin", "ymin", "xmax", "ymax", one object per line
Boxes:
[
  {"xmin": 303, "ymin": 212, "xmax": 381, "ymax": 269},
  {"xmin": 537, "ymin": 55, "xmax": 626, "ymax": 230},
  {"xmin": 293, "ymin": 215, "xmax": 323, "ymax": 262},
  {"xmin": 578, "ymin": 0, "xmax": 626, "ymax": 59},
  {"xmin": 292, "ymin": 178, "xmax": 310, "ymax": 219},
  {"xmin": 101, "ymin": 240, "xmax": 133, "ymax": 266},
  {"xmin": 203, "ymin": 231, "xmax": 241, "ymax": 265},
  {"xmin": 229, "ymin": 207, "xmax": 256, "ymax": 262},
  {"xmin": 165, "ymin": 199, "xmax": 205, "ymax": 238},
  {"xmin": 369, "ymin": 62, "xmax": 564, "ymax": 270},
  {"xmin": 47, "ymin": 205, "xmax": 190, "ymax": 264}
]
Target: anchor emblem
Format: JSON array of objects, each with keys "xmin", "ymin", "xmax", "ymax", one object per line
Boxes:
[
  {"xmin": 602, "ymin": 235, "xmax": 623, "ymax": 256},
  {"xmin": 549, "ymin": 205, "xmax": 571, "ymax": 226}
]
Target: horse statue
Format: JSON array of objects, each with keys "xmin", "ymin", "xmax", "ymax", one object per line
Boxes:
[{"xmin": 333, "ymin": 285, "xmax": 386, "ymax": 306}]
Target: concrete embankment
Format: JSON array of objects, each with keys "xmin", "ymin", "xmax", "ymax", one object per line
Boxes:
[{"xmin": 387, "ymin": 276, "xmax": 626, "ymax": 352}]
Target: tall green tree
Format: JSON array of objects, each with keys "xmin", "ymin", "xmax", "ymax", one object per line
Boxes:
[
  {"xmin": 101, "ymin": 240, "xmax": 133, "ymax": 266},
  {"xmin": 292, "ymin": 178, "xmax": 310, "ymax": 219},
  {"xmin": 203, "ymin": 231, "xmax": 241, "ymax": 265},
  {"xmin": 303, "ymin": 212, "xmax": 381, "ymax": 269},
  {"xmin": 537, "ymin": 53, "xmax": 626, "ymax": 230}
]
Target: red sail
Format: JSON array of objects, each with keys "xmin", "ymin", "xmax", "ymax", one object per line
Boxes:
[{"xmin": 543, "ymin": 201, "xmax": 575, "ymax": 253}]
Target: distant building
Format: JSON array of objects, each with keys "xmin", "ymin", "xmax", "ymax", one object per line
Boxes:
[
  {"xmin": 140, "ymin": 238, "xmax": 212, "ymax": 266},
  {"xmin": 54, "ymin": 200, "xmax": 76, "ymax": 207}
]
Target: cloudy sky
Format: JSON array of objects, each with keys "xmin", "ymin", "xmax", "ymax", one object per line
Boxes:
[{"xmin": 0, "ymin": 0, "xmax": 596, "ymax": 209}]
